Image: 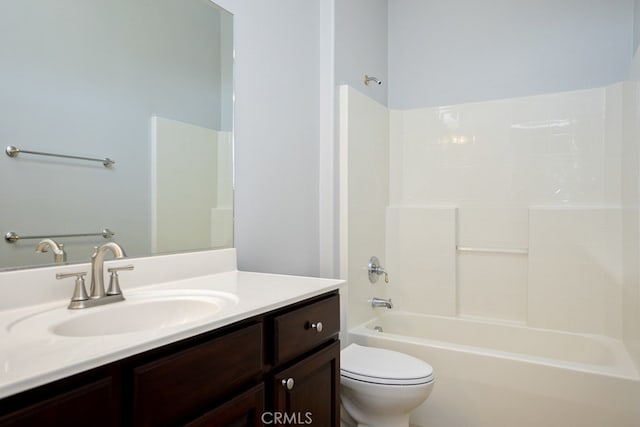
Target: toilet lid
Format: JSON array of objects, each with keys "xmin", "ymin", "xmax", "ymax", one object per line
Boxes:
[{"xmin": 340, "ymin": 343, "xmax": 434, "ymax": 385}]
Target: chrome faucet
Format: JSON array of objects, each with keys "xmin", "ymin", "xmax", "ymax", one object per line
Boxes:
[
  {"xmin": 35, "ymin": 239, "xmax": 67, "ymax": 264},
  {"xmin": 368, "ymin": 256, "xmax": 389, "ymax": 284},
  {"xmin": 371, "ymin": 297, "xmax": 393, "ymax": 309},
  {"xmin": 90, "ymin": 242, "xmax": 126, "ymax": 298}
]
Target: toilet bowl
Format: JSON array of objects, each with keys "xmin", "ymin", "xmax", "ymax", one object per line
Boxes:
[{"xmin": 340, "ymin": 343, "xmax": 434, "ymax": 427}]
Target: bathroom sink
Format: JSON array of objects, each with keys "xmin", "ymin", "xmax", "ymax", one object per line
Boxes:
[{"xmin": 7, "ymin": 289, "xmax": 239, "ymax": 337}]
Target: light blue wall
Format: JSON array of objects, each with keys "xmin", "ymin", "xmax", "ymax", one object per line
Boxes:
[
  {"xmin": 335, "ymin": 0, "xmax": 388, "ymax": 106},
  {"xmin": 218, "ymin": 0, "xmax": 388, "ymax": 276},
  {"xmin": 388, "ymin": 0, "xmax": 635, "ymax": 109},
  {"xmin": 215, "ymin": 0, "xmax": 323, "ymax": 276},
  {"xmin": 635, "ymin": 0, "xmax": 640, "ymax": 53}
]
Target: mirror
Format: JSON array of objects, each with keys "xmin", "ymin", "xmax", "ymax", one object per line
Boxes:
[{"xmin": 0, "ymin": 0, "xmax": 234, "ymax": 270}]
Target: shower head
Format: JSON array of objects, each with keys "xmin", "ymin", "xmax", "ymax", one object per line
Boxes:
[{"xmin": 364, "ymin": 74, "xmax": 382, "ymax": 86}]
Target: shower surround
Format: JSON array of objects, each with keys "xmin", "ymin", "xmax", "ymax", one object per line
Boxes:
[
  {"xmin": 387, "ymin": 83, "xmax": 629, "ymax": 336},
  {"xmin": 339, "ymin": 81, "xmax": 640, "ymax": 425}
]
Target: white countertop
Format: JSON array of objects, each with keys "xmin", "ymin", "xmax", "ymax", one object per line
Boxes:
[{"xmin": 0, "ymin": 250, "xmax": 344, "ymax": 399}]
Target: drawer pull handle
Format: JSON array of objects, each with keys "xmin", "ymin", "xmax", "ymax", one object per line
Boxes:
[
  {"xmin": 282, "ymin": 378, "xmax": 295, "ymax": 390},
  {"xmin": 311, "ymin": 322, "xmax": 323, "ymax": 333}
]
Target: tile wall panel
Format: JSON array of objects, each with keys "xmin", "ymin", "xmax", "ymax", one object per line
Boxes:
[
  {"xmin": 386, "ymin": 206, "xmax": 456, "ymax": 316},
  {"xmin": 528, "ymin": 207, "xmax": 622, "ymax": 337},
  {"xmin": 388, "ymin": 85, "xmax": 627, "ymax": 335}
]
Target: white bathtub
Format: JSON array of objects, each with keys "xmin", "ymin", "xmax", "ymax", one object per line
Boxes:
[{"xmin": 348, "ymin": 311, "xmax": 640, "ymax": 427}]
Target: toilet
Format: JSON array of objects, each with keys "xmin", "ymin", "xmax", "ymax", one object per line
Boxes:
[{"xmin": 340, "ymin": 343, "xmax": 434, "ymax": 427}]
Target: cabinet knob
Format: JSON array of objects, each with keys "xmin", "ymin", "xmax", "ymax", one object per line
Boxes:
[
  {"xmin": 311, "ymin": 322, "xmax": 323, "ymax": 333},
  {"xmin": 281, "ymin": 378, "xmax": 295, "ymax": 390}
]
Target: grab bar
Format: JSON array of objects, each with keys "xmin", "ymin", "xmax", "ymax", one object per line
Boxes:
[
  {"xmin": 5, "ymin": 228, "xmax": 115, "ymax": 243},
  {"xmin": 5, "ymin": 145, "xmax": 115, "ymax": 168},
  {"xmin": 456, "ymin": 246, "xmax": 528, "ymax": 255}
]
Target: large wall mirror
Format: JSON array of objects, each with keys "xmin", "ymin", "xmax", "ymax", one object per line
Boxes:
[{"xmin": 0, "ymin": 0, "xmax": 234, "ymax": 270}]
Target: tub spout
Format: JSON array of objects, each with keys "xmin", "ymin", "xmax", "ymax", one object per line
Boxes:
[{"xmin": 371, "ymin": 297, "xmax": 393, "ymax": 309}]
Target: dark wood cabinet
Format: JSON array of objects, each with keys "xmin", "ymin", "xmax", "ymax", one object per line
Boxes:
[
  {"xmin": 0, "ymin": 377, "xmax": 116, "ymax": 427},
  {"xmin": 132, "ymin": 322, "xmax": 263, "ymax": 427},
  {"xmin": 273, "ymin": 294, "xmax": 340, "ymax": 365},
  {"xmin": 0, "ymin": 291, "xmax": 339, "ymax": 427},
  {"xmin": 185, "ymin": 384, "xmax": 265, "ymax": 427},
  {"xmin": 272, "ymin": 341, "xmax": 340, "ymax": 427}
]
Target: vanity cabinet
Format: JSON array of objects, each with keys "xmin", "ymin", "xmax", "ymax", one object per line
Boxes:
[{"xmin": 0, "ymin": 290, "xmax": 340, "ymax": 427}]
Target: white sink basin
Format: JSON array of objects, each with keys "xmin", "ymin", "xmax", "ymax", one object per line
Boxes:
[{"xmin": 7, "ymin": 289, "xmax": 239, "ymax": 337}]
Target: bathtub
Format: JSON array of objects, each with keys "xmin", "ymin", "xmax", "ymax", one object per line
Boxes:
[{"xmin": 348, "ymin": 311, "xmax": 640, "ymax": 427}]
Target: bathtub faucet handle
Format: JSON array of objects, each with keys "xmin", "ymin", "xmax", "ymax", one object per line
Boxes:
[{"xmin": 368, "ymin": 256, "xmax": 389, "ymax": 284}]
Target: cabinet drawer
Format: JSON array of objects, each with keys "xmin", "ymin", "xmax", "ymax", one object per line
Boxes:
[
  {"xmin": 273, "ymin": 294, "xmax": 339, "ymax": 365},
  {"xmin": 133, "ymin": 322, "xmax": 263, "ymax": 427}
]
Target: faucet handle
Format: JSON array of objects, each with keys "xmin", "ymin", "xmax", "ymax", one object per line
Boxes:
[
  {"xmin": 107, "ymin": 265, "xmax": 134, "ymax": 273},
  {"xmin": 56, "ymin": 271, "xmax": 89, "ymax": 303},
  {"xmin": 368, "ymin": 256, "xmax": 390, "ymax": 284},
  {"xmin": 106, "ymin": 265, "xmax": 134, "ymax": 296}
]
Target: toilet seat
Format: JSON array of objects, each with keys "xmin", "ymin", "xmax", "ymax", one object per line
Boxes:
[{"xmin": 340, "ymin": 344, "xmax": 434, "ymax": 386}]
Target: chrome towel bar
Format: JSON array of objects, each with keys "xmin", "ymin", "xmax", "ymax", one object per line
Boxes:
[
  {"xmin": 456, "ymin": 246, "xmax": 528, "ymax": 255},
  {"xmin": 5, "ymin": 228, "xmax": 115, "ymax": 243},
  {"xmin": 5, "ymin": 145, "xmax": 115, "ymax": 168}
]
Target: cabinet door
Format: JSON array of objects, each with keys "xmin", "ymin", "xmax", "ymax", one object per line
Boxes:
[
  {"xmin": 185, "ymin": 384, "xmax": 264, "ymax": 427},
  {"xmin": 0, "ymin": 378, "xmax": 115, "ymax": 427},
  {"xmin": 272, "ymin": 341, "xmax": 340, "ymax": 427}
]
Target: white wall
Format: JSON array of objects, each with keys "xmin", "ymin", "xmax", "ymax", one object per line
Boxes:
[
  {"xmin": 215, "ymin": 0, "xmax": 324, "ymax": 275},
  {"xmin": 388, "ymin": 0, "xmax": 634, "ymax": 109},
  {"xmin": 335, "ymin": 0, "xmax": 388, "ymax": 106}
]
